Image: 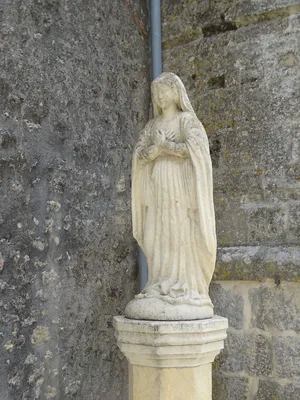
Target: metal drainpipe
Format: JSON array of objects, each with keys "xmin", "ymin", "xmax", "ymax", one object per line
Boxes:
[
  {"xmin": 150, "ymin": 0, "xmax": 162, "ymax": 80},
  {"xmin": 139, "ymin": 0, "xmax": 162, "ymax": 291}
]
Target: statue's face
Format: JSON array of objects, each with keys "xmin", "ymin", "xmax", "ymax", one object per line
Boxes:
[{"xmin": 153, "ymin": 83, "xmax": 176, "ymax": 110}]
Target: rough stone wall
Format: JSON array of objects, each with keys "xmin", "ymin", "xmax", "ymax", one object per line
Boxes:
[
  {"xmin": 0, "ymin": 1, "xmax": 149, "ymax": 399},
  {"xmin": 162, "ymin": 0, "xmax": 300, "ymax": 398},
  {"xmin": 210, "ymin": 281, "xmax": 300, "ymax": 399}
]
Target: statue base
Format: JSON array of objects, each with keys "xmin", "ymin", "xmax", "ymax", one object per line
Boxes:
[
  {"xmin": 114, "ymin": 315, "xmax": 228, "ymax": 400},
  {"xmin": 125, "ymin": 297, "xmax": 214, "ymax": 321}
]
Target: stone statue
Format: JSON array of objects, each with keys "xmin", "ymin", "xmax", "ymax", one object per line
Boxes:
[{"xmin": 125, "ymin": 72, "xmax": 217, "ymax": 320}]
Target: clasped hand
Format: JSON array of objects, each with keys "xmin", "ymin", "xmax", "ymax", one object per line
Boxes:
[{"xmin": 153, "ymin": 130, "xmax": 175, "ymax": 147}]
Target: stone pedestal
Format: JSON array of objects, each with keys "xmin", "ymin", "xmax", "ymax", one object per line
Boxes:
[{"xmin": 114, "ymin": 315, "xmax": 228, "ymax": 400}]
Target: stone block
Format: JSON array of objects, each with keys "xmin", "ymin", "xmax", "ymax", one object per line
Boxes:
[
  {"xmin": 245, "ymin": 334, "xmax": 273, "ymax": 377},
  {"xmin": 275, "ymin": 336, "xmax": 300, "ymax": 379},
  {"xmin": 161, "ymin": 0, "xmax": 300, "ymax": 48},
  {"xmin": 289, "ymin": 203, "xmax": 300, "ymax": 244},
  {"xmin": 214, "ymin": 246, "xmax": 300, "ymax": 281},
  {"xmin": 213, "ymin": 170, "xmax": 263, "ymax": 197},
  {"xmin": 255, "ymin": 379, "xmax": 300, "ymax": 400},
  {"xmin": 216, "ymin": 331, "xmax": 272, "ymax": 376},
  {"xmin": 249, "ymin": 284, "xmax": 300, "ymax": 332},
  {"xmin": 212, "ymin": 375, "xmax": 249, "ymax": 400},
  {"xmin": 220, "ymin": 201, "xmax": 286, "ymax": 248},
  {"xmin": 215, "ymin": 196, "xmax": 248, "ymax": 246},
  {"xmin": 209, "ymin": 283, "xmax": 244, "ymax": 330},
  {"xmin": 244, "ymin": 204, "xmax": 287, "ymax": 245},
  {"xmin": 229, "ymin": 0, "xmax": 300, "ymax": 21},
  {"xmin": 216, "ymin": 331, "xmax": 245, "ymax": 373},
  {"xmin": 162, "ymin": 0, "xmax": 209, "ymax": 49}
]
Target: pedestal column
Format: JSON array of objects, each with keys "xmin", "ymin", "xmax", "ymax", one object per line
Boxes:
[{"xmin": 114, "ymin": 316, "xmax": 228, "ymax": 400}]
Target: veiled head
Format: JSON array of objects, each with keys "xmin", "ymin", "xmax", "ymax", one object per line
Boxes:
[{"xmin": 151, "ymin": 72, "xmax": 197, "ymax": 118}]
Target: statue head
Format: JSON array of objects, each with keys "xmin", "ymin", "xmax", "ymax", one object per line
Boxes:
[{"xmin": 151, "ymin": 72, "xmax": 197, "ymax": 118}]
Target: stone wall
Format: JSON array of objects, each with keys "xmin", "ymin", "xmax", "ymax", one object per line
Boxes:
[
  {"xmin": 210, "ymin": 280, "xmax": 300, "ymax": 399},
  {"xmin": 162, "ymin": 0, "xmax": 300, "ymax": 398},
  {"xmin": 0, "ymin": 1, "xmax": 149, "ymax": 399}
]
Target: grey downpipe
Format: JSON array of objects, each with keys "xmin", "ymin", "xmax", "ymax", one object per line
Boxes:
[
  {"xmin": 139, "ymin": 0, "xmax": 162, "ymax": 291},
  {"xmin": 150, "ymin": 0, "xmax": 162, "ymax": 80}
]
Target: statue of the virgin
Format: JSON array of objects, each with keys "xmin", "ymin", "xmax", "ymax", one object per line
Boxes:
[{"xmin": 125, "ymin": 72, "xmax": 217, "ymax": 320}]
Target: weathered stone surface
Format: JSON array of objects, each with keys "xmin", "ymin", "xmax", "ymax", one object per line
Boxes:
[
  {"xmin": 162, "ymin": 0, "xmax": 300, "ymax": 48},
  {"xmin": 289, "ymin": 202, "xmax": 300, "ymax": 244},
  {"xmin": 275, "ymin": 337, "xmax": 300, "ymax": 379},
  {"xmin": 0, "ymin": 1, "xmax": 149, "ymax": 399},
  {"xmin": 163, "ymin": 10, "xmax": 300, "ymax": 251},
  {"xmin": 216, "ymin": 331, "xmax": 272, "ymax": 376},
  {"xmin": 214, "ymin": 246, "xmax": 300, "ymax": 281},
  {"xmin": 209, "ymin": 283, "xmax": 244, "ymax": 330},
  {"xmin": 212, "ymin": 375, "xmax": 249, "ymax": 400},
  {"xmin": 250, "ymin": 284, "xmax": 300, "ymax": 332},
  {"xmin": 255, "ymin": 380, "xmax": 300, "ymax": 399},
  {"xmin": 162, "ymin": 0, "xmax": 300, "ymax": 394},
  {"xmin": 162, "ymin": 0, "xmax": 208, "ymax": 49}
]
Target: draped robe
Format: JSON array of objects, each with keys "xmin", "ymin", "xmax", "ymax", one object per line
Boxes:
[{"xmin": 132, "ymin": 111, "xmax": 216, "ymax": 307}]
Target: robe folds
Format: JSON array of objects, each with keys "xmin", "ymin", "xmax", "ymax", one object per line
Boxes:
[{"xmin": 132, "ymin": 111, "xmax": 216, "ymax": 307}]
